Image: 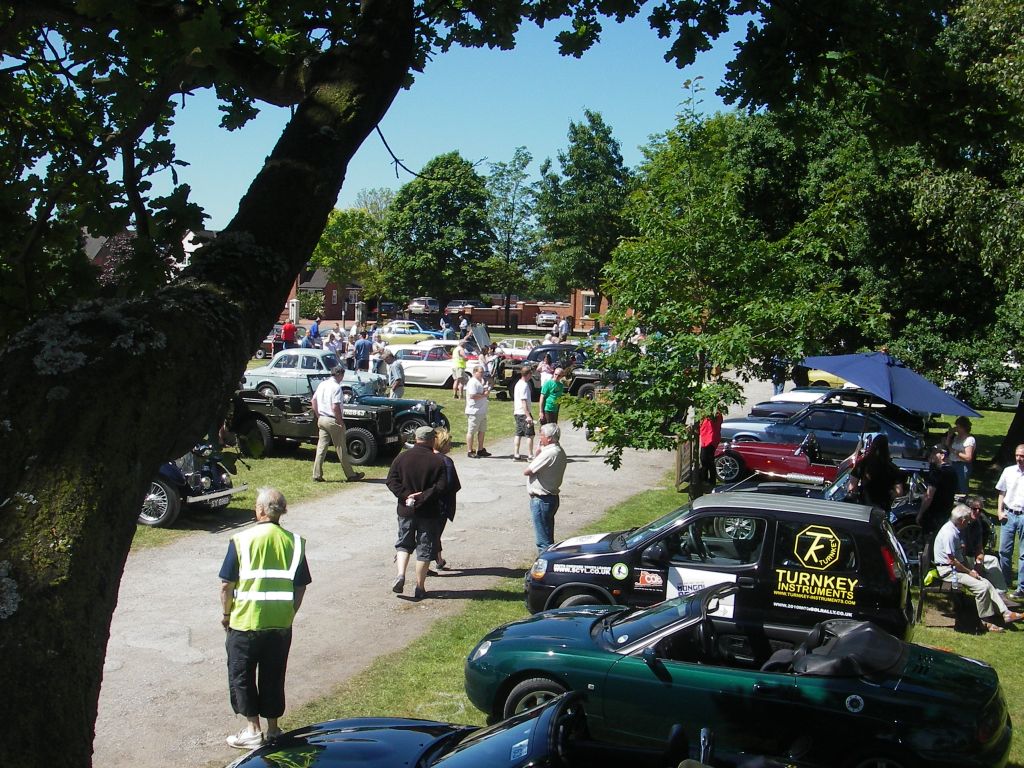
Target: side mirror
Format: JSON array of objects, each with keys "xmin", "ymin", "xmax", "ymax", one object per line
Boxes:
[
  {"xmin": 642, "ymin": 543, "xmax": 666, "ymax": 564},
  {"xmin": 642, "ymin": 646, "xmax": 658, "ymax": 668}
]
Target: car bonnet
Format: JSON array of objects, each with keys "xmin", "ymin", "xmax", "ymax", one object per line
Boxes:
[{"xmin": 543, "ymin": 531, "xmax": 621, "ymax": 557}]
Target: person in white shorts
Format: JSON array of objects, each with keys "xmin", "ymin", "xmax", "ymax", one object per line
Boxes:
[{"xmin": 464, "ymin": 365, "xmax": 490, "ymax": 458}]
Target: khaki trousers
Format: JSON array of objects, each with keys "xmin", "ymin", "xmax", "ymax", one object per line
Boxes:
[{"xmin": 313, "ymin": 416, "xmax": 356, "ymax": 480}]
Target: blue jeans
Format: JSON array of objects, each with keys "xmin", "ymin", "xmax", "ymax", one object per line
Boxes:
[
  {"xmin": 951, "ymin": 461, "xmax": 971, "ymax": 494},
  {"xmin": 530, "ymin": 494, "xmax": 560, "ymax": 553},
  {"xmin": 998, "ymin": 510, "xmax": 1024, "ymax": 587}
]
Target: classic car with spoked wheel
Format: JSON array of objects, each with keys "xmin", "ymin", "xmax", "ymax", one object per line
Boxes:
[
  {"xmin": 713, "ymin": 434, "xmax": 842, "ymax": 484},
  {"xmin": 465, "ymin": 584, "xmax": 1010, "ymax": 768},
  {"xmin": 138, "ymin": 442, "xmax": 248, "ymax": 527},
  {"xmin": 523, "ymin": 493, "xmax": 914, "ymax": 644}
]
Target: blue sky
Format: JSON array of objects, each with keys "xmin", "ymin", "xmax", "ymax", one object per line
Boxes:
[{"xmin": 170, "ymin": 15, "xmax": 743, "ymax": 230}]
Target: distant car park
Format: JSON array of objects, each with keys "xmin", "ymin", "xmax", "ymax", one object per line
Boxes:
[
  {"xmin": 444, "ymin": 298, "xmax": 488, "ymax": 313},
  {"xmin": 535, "ymin": 309, "xmax": 559, "ymax": 328}
]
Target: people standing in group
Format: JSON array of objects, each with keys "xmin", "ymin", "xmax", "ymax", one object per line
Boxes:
[
  {"xmin": 383, "ymin": 350, "xmax": 405, "ymax": 399},
  {"xmin": 220, "ymin": 488, "xmax": 310, "ymax": 748},
  {"xmin": 539, "ymin": 367, "xmax": 566, "ymax": 424},
  {"xmin": 945, "ymin": 416, "xmax": 977, "ymax": 494},
  {"xmin": 386, "ymin": 426, "xmax": 448, "ymax": 600},
  {"xmin": 997, "ymin": 444, "xmax": 1024, "ymax": 597},
  {"xmin": 524, "ymin": 423, "xmax": 568, "ymax": 553},
  {"xmin": 464, "ymin": 364, "xmax": 491, "ymax": 458},
  {"xmin": 915, "ymin": 446, "xmax": 957, "ymax": 541},
  {"xmin": 281, "ymin": 318, "xmax": 298, "ymax": 349},
  {"xmin": 308, "ymin": 316, "xmax": 322, "ymax": 348},
  {"xmin": 432, "ymin": 427, "xmax": 461, "ymax": 570},
  {"xmin": 847, "ymin": 434, "xmax": 904, "ymax": 511},
  {"xmin": 512, "ymin": 365, "xmax": 536, "ymax": 461},
  {"xmin": 933, "ymin": 504, "xmax": 1023, "ymax": 632},
  {"xmin": 963, "ymin": 495, "xmax": 1006, "ymax": 591},
  {"xmin": 698, "ymin": 410, "xmax": 723, "ymax": 489},
  {"xmin": 354, "ymin": 331, "xmax": 372, "ymax": 371},
  {"xmin": 310, "ymin": 365, "xmax": 364, "ymax": 483},
  {"xmin": 451, "ymin": 339, "xmax": 468, "ymax": 399}
]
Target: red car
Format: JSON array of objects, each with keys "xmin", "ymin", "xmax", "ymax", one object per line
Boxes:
[{"xmin": 714, "ymin": 438, "xmax": 843, "ymax": 484}]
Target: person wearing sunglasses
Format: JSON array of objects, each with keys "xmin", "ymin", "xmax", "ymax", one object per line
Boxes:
[{"xmin": 996, "ymin": 445, "xmax": 1024, "ymax": 598}]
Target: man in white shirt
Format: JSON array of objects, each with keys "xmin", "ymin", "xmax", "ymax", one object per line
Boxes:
[
  {"xmin": 523, "ymin": 423, "xmax": 568, "ymax": 553},
  {"xmin": 310, "ymin": 365, "xmax": 364, "ymax": 482},
  {"xmin": 464, "ymin": 364, "xmax": 490, "ymax": 458},
  {"xmin": 997, "ymin": 444, "xmax": 1024, "ymax": 595},
  {"xmin": 512, "ymin": 365, "xmax": 535, "ymax": 461},
  {"xmin": 935, "ymin": 504, "xmax": 1022, "ymax": 631}
]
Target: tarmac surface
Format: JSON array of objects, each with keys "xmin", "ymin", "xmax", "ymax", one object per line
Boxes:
[{"xmin": 94, "ymin": 378, "xmax": 772, "ymax": 768}]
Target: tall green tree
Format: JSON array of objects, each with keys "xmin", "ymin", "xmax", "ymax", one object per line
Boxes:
[
  {"xmin": 534, "ymin": 110, "xmax": 630, "ymax": 306},
  {"xmin": 310, "ymin": 207, "xmax": 376, "ymax": 292},
  {"xmin": 572, "ymin": 110, "xmax": 882, "ymax": 468},
  {"xmin": 384, "ymin": 151, "xmax": 493, "ymax": 300},
  {"xmin": 352, "ymin": 187, "xmax": 398, "ymax": 306},
  {"xmin": 486, "ymin": 146, "xmax": 540, "ymax": 325}
]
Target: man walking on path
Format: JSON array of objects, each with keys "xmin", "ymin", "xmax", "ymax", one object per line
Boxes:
[
  {"xmin": 464, "ymin": 364, "xmax": 491, "ymax": 458},
  {"xmin": 997, "ymin": 444, "xmax": 1024, "ymax": 596},
  {"xmin": 386, "ymin": 426, "xmax": 448, "ymax": 600},
  {"xmin": 524, "ymin": 423, "xmax": 568, "ymax": 553},
  {"xmin": 512, "ymin": 365, "xmax": 535, "ymax": 461},
  {"xmin": 310, "ymin": 365, "xmax": 364, "ymax": 483},
  {"xmin": 354, "ymin": 331, "xmax": 372, "ymax": 371},
  {"xmin": 219, "ymin": 488, "xmax": 311, "ymax": 749}
]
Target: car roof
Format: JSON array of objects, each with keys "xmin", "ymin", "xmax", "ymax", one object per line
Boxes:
[{"xmin": 694, "ymin": 491, "xmax": 875, "ymax": 523}]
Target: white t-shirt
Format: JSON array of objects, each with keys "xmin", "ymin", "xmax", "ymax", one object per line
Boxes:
[
  {"xmin": 951, "ymin": 434, "xmax": 976, "ymax": 461},
  {"xmin": 313, "ymin": 376, "xmax": 342, "ymax": 417},
  {"xmin": 464, "ymin": 376, "xmax": 488, "ymax": 416},
  {"xmin": 513, "ymin": 379, "xmax": 532, "ymax": 416},
  {"xmin": 997, "ymin": 464, "xmax": 1024, "ymax": 510}
]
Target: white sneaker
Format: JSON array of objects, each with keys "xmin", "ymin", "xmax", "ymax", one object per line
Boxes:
[{"xmin": 226, "ymin": 728, "xmax": 264, "ymax": 749}]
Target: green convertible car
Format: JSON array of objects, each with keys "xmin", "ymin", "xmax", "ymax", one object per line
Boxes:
[{"xmin": 464, "ymin": 585, "xmax": 1011, "ymax": 768}]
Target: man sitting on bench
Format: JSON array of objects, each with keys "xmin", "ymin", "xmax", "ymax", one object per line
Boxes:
[{"xmin": 934, "ymin": 504, "xmax": 1023, "ymax": 632}]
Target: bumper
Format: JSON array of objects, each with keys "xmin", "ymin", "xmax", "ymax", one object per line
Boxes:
[
  {"xmin": 524, "ymin": 581, "xmax": 555, "ymax": 614},
  {"xmin": 185, "ymin": 484, "xmax": 248, "ymax": 507}
]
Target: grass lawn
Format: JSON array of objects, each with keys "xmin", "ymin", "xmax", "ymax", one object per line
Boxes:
[
  {"xmin": 281, "ymin": 410, "xmax": 1024, "ymax": 765},
  {"xmin": 132, "ymin": 384, "xmax": 518, "ymax": 549}
]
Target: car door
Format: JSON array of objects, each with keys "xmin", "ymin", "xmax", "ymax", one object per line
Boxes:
[
  {"xmin": 792, "ymin": 409, "xmax": 847, "ymax": 457},
  {"xmin": 424, "ymin": 345, "xmax": 452, "ymax": 385},
  {"xmin": 270, "ymin": 352, "xmax": 303, "ymax": 391},
  {"xmin": 598, "ymin": 628, "xmax": 799, "ymax": 753},
  {"xmin": 396, "ymin": 349, "xmax": 426, "ymax": 384}
]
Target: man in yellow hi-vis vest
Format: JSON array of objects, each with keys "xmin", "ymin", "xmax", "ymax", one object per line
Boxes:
[{"xmin": 219, "ymin": 487, "xmax": 311, "ymax": 749}]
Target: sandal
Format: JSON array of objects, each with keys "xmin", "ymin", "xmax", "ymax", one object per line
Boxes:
[
  {"xmin": 983, "ymin": 621, "xmax": 1005, "ymax": 633},
  {"xmin": 1003, "ymin": 611, "xmax": 1024, "ymax": 623}
]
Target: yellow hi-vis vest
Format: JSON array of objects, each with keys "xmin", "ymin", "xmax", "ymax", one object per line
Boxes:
[{"xmin": 229, "ymin": 523, "xmax": 304, "ymax": 631}]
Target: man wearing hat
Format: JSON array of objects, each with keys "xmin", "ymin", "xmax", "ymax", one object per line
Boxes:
[{"xmin": 386, "ymin": 425, "xmax": 448, "ymax": 600}]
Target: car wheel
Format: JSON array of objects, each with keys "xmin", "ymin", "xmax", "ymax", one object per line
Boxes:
[
  {"xmin": 714, "ymin": 453, "xmax": 745, "ymax": 482},
  {"xmin": 847, "ymin": 752, "xmax": 909, "ymax": 768},
  {"xmin": 257, "ymin": 383, "xmax": 279, "ymax": 397},
  {"xmin": 238, "ymin": 419, "xmax": 274, "ymax": 459},
  {"xmin": 397, "ymin": 416, "xmax": 428, "ymax": 445},
  {"xmin": 345, "ymin": 427, "xmax": 378, "ymax": 466},
  {"xmin": 893, "ymin": 522, "xmax": 925, "ymax": 563},
  {"xmin": 556, "ymin": 592, "xmax": 605, "ymax": 608},
  {"xmin": 254, "ymin": 348, "xmax": 267, "ymax": 359},
  {"xmin": 502, "ymin": 677, "xmax": 568, "ymax": 719},
  {"xmin": 576, "ymin": 383, "xmax": 597, "ymax": 400},
  {"xmin": 138, "ymin": 479, "xmax": 181, "ymax": 528},
  {"xmin": 714, "ymin": 516, "xmax": 756, "ymax": 540}
]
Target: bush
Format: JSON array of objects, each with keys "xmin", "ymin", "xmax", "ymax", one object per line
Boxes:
[{"xmin": 299, "ymin": 291, "xmax": 324, "ymax": 319}]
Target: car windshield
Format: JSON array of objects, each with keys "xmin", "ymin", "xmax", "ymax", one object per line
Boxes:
[
  {"xmin": 429, "ymin": 707, "xmax": 542, "ymax": 767},
  {"xmin": 606, "ymin": 595, "xmax": 702, "ymax": 645},
  {"xmin": 623, "ymin": 504, "xmax": 691, "ymax": 549}
]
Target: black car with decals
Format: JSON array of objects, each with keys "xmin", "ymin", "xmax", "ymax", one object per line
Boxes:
[{"xmin": 525, "ymin": 493, "xmax": 914, "ymax": 647}]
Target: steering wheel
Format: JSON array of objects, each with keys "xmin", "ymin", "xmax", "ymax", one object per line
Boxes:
[
  {"xmin": 546, "ymin": 691, "xmax": 585, "ymax": 767},
  {"xmin": 697, "ymin": 617, "xmax": 717, "ymax": 661}
]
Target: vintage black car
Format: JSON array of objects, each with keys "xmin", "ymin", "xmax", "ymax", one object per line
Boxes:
[
  {"xmin": 525, "ymin": 493, "xmax": 915, "ymax": 647},
  {"xmin": 139, "ymin": 442, "xmax": 249, "ymax": 527},
  {"xmin": 231, "ymin": 385, "xmax": 398, "ymax": 465}
]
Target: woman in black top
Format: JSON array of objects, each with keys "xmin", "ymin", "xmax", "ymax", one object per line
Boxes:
[{"xmin": 848, "ymin": 434, "xmax": 904, "ymax": 511}]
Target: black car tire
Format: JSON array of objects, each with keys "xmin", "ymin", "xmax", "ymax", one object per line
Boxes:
[
  {"xmin": 714, "ymin": 452, "xmax": 745, "ymax": 482},
  {"xmin": 254, "ymin": 348, "xmax": 267, "ymax": 359},
  {"xmin": 893, "ymin": 522, "xmax": 925, "ymax": 563},
  {"xmin": 556, "ymin": 592, "xmax": 605, "ymax": 608},
  {"xmin": 846, "ymin": 751, "xmax": 909, "ymax": 768},
  {"xmin": 238, "ymin": 418, "xmax": 274, "ymax": 459},
  {"xmin": 345, "ymin": 427, "xmax": 378, "ymax": 466},
  {"xmin": 503, "ymin": 677, "xmax": 568, "ymax": 718},
  {"xmin": 257, "ymin": 383, "xmax": 279, "ymax": 397},
  {"xmin": 397, "ymin": 416, "xmax": 428, "ymax": 445},
  {"xmin": 138, "ymin": 479, "xmax": 181, "ymax": 528},
  {"xmin": 576, "ymin": 383, "xmax": 597, "ymax": 400}
]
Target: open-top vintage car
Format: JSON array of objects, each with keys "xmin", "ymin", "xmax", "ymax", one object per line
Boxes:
[{"xmin": 713, "ymin": 435, "xmax": 841, "ymax": 484}]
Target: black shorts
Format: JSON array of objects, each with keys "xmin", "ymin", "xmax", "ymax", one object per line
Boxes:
[
  {"xmin": 541, "ymin": 409, "xmax": 559, "ymax": 425},
  {"xmin": 395, "ymin": 515, "xmax": 441, "ymax": 561},
  {"xmin": 515, "ymin": 414, "xmax": 535, "ymax": 437}
]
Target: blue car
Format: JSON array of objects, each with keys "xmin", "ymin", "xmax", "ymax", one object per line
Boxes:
[{"xmin": 720, "ymin": 404, "xmax": 926, "ymax": 461}]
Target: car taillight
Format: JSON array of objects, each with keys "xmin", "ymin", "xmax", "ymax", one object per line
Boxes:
[
  {"xmin": 880, "ymin": 543, "xmax": 898, "ymax": 582},
  {"xmin": 977, "ymin": 691, "xmax": 1006, "ymax": 744}
]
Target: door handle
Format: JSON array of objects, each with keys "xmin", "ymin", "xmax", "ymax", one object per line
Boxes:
[
  {"xmin": 737, "ymin": 576, "xmax": 755, "ymax": 588},
  {"xmin": 752, "ymin": 682, "xmax": 789, "ymax": 696}
]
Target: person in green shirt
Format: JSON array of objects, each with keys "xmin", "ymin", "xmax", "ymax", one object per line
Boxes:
[{"xmin": 539, "ymin": 367, "xmax": 566, "ymax": 424}]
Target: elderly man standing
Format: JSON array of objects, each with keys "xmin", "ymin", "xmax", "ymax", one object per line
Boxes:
[
  {"xmin": 524, "ymin": 423, "xmax": 568, "ymax": 553},
  {"xmin": 387, "ymin": 426, "xmax": 448, "ymax": 600},
  {"xmin": 383, "ymin": 350, "xmax": 405, "ymax": 398},
  {"xmin": 220, "ymin": 488, "xmax": 310, "ymax": 748},
  {"xmin": 310, "ymin": 365, "xmax": 364, "ymax": 483},
  {"xmin": 997, "ymin": 444, "xmax": 1024, "ymax": 597},
  {"xmin": 934, "ymin": 504, "xmax": 1023, "ymax": 632}
]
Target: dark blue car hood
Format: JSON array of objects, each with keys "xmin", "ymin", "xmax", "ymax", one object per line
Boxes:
[{"xmin": 543, "ymin": 531, "xmax": 622, "ymax": 557}]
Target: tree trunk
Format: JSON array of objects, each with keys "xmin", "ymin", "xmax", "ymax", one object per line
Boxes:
[
  {"xmin": 995, "ymin": 399, "xmax": 1024, "ymax": 468},
  {"xmin": 0, "ymin": 3, "xmax": 414, "ymax": 766}
]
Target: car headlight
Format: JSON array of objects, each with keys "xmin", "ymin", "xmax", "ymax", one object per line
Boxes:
[
  {"xmin": 470, "ymin": 640, "xmax": 491, "ymax": 661},
  {"xmin": 530, "ymin": 558, "xmax": 548, "ymax": 580},
  {"xmin": 411, "ymin": 403, "xmax": 425, "ymax": 413}
]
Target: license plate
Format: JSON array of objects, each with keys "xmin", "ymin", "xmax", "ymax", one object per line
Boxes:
[
  {"xmin": 207, "ymin": 496, "xmax": 232, "ymax": 508},
  {"xmin": 385, "ymin": 435, "xmax": 400, "ymax": 443}
]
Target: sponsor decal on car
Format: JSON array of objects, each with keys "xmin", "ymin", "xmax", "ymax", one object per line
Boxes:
[
  {"xmin": 552, "ymin": 563, "xmax": 612, "ymax": 575},
  {"xmin": 633, "ymin": 569, "xmax": 664, "ymax": 591},
  {"xmin": 667, "ymin": 568, "xmax": 736, "ymax": 618},
  {"xmin": 554, "ymin": 534, "xmax": 607, "ymax": 548},
  {"xmin": 611, "ymin": 563, "xmax": 629, "ymax": 580},
  {"xmin": 773, "ymin": 525, "xmax": 859, "ymax": 608},
  {"xmin": 795, "ymin": 525, "xmax": 842, "ymax": 570}
]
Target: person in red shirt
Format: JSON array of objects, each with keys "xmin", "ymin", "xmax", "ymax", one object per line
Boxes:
[
  {"xmin": 699, "ymin": 411, "xmax": 724, "ymax": 488},
  {"xmin": 281, "ymin": 319, "xmax": 298, "ymax": 349}
]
